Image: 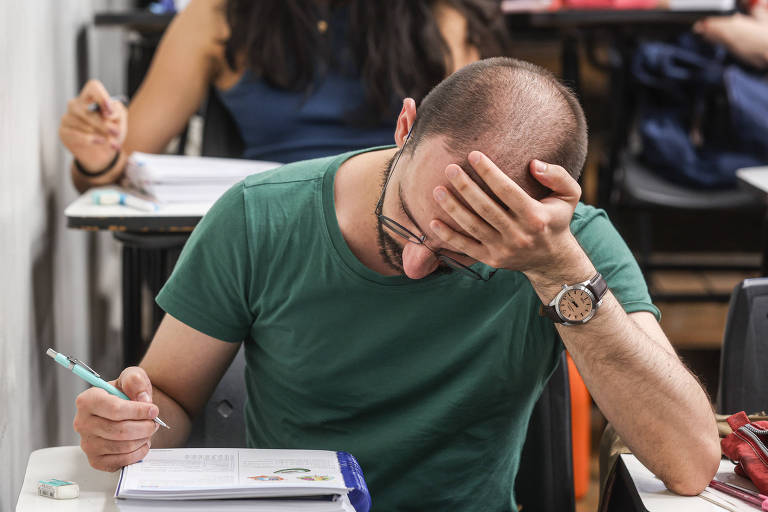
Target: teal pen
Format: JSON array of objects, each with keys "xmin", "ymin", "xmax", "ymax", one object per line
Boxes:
[{"xmin": 46, "ymin": 348, "xmax": 169, "ymax": 429}]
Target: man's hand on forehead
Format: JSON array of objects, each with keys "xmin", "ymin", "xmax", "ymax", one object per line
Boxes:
[{"xmin": 428, "ymin": 150, "xmax": 582, "ymax": 273}]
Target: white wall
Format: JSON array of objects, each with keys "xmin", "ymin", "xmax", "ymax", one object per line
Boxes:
[{"xmin": 0, "ymin": 1, "xmax": 125, "ymax": 509}]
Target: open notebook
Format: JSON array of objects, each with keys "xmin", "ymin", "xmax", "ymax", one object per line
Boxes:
[{"xmin": 115, "ymin": 448, "xmax": 371, "ymax": 512}]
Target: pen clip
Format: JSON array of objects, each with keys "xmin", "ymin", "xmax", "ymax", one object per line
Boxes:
[{"xmin": 68, "ymin": 357, "xmax": 100, "ymax": 378}]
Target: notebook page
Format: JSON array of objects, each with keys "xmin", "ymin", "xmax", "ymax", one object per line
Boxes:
[{"xmin": 117, "ymin": 448, "xmax": 348, "ymax": 499}]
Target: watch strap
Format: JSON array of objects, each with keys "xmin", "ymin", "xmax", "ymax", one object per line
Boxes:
[
  {"xmin": 587, "ymin": 272, "xmax": 607, "ymax": 302},
  {"xmin": 539, "ymin": 303, "xmax": 563, "ymax": 323}
]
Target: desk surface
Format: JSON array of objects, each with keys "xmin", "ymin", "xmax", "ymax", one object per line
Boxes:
[
  {"xmin": 621, "ymin": 453, "xmax": 759, "ymax": 511},
  {"xmin": 65, "ymin": 186, "xmax": 208, "ymax": 232},
  {"xmin": 18, "ymin": 448, "xmax": 760, "ymax": 511},
  {"xmin": 16, "ymin": 446, "xmax": 120, "ymax": 511},
  {"xmin": 737, "ymin": 166, "xmax": 768, "ymax": 196}
]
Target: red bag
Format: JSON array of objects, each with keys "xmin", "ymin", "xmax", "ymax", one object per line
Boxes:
[{"xmin": 721, "ymin": 411, "xmax": 768, "ymax": 494}]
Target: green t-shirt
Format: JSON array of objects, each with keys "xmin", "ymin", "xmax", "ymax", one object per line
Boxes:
[{"xmin": 157, "ymin": 148, "xmax": 658, "ymax": 512}]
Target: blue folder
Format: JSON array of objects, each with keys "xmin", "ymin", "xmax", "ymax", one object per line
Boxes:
[{"xmin": 337, "ymin": 451, "xmax": 371, "ymax": 512}]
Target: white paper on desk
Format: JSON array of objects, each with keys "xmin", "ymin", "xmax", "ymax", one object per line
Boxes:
[
  {"xmin": 116, "ymin": 448, "xmax": 348, "ymax": 500},
  {"xmin": 125, "ymin": 153, "xmax": 282, "ymax": 203}
]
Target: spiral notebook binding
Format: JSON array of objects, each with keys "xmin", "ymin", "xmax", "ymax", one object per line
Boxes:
[{"xmin": 337, "ymin": 451, "xmax": 371, "ymax": 512}]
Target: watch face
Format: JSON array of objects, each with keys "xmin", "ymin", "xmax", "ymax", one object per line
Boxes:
[{"xmin": 557, "ymin": 287, "xmax": 595, "ymax": 323}]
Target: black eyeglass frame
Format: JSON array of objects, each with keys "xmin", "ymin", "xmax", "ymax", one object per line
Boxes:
[{"xmin": 374, "ymin": 128, "xmax": 496, "ymax": 281}]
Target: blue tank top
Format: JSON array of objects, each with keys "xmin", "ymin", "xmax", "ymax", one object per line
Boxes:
[{"xmin": 215, "ymin": 8, "xmax": 396, "ymax": 163}]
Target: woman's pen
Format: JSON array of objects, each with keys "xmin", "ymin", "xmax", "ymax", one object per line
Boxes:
[{"xmin": 46, "ymin": 348, "xmax": 170, "ymax": 429}]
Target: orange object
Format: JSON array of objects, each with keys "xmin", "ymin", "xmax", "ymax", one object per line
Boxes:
[{"xmin": 567, "ymin": 353, "xmax": 591, "ymax": 500}]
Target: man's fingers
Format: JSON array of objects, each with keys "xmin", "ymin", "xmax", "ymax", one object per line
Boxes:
[
  {"xmin": 85, "ymin": 415, "xmax": 159, "ymax": 441},
  {"xmin": 467, "ymin": 151, "xmax": 538, "ymax": 214},
  {"xmin": 117, "ymin": 366, "xmax": 154, "ymax": 403},
  {"xmin": 429, "ymin": 219, "xmax": 485, "ymax": 260},
  {"xmin": 89, "ymin": 441, "xmax": 150, "ymax": 473},
  {"xmin": 82, "ymin": 435, "xmax": 151, "ymax": 457},
  {"xmin": 82, "ymin": 388, "xmax": 158, "ymax": 421},
  {"xmin": 443, "ymin": 164, "xmax": 512, "ymax": 233},
  {"xmin": 433, "ymin": 185, "xmax": 497, "ymax": 242},
  {"xmin": 530, "ymin": 160, "xmax": 581, "ymax": 205}
]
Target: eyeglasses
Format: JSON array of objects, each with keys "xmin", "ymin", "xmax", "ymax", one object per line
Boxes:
[{"xmin": 374, "ymin": 129, "xmax": 495, "ymax": 281}]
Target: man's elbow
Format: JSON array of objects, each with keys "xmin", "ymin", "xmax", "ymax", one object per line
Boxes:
[{"xmin": 663, "ymin": 438, "xmax": 721, "ymax": 496}]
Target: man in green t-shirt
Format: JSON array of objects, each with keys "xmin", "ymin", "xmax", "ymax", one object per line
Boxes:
[{"xmin": 72, "ymin": 58, "xmax": 719, "ymax": 511}]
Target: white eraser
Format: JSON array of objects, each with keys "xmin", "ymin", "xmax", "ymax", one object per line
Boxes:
[{"xmin": 37, "ymin": 479, "xmax": 79, "ymax": 499}]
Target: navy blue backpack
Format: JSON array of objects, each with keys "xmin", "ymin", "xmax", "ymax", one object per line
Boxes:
[{"xmin": 632, "ymin": 34, "xmax": 768, "ymax": 188}]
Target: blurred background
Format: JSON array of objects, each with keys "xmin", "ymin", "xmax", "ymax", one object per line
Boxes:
[{"xmin": 2, "ymin": 0, "xmax": 766, "ymax": 510}]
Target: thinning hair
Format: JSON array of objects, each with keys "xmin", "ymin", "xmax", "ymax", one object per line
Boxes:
[{"xmin": 409, "ymin": 57, "xmax": 588, "ymax": 200}]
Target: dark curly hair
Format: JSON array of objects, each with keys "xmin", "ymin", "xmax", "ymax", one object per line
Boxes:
[{"xmin": 224, "ymin": 0, "xmax": 510, "ymax": 121}]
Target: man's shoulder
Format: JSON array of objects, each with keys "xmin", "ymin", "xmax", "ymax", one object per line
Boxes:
[
  {"xmin": 200, "ymin": 154, "xmax": 339, "ymax": 229},
  {"xmin": 570, "ymin": 202, "xmax": 610, "ymax": 233},
  {"xmin": 242, "ymin": 154, "xmax": 341, "ymax": 191}
]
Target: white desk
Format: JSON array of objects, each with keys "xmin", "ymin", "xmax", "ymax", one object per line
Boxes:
[
  {"xmin": 620, "ymin": 453, "xmax": 760, "ymax": 512},
  {"xmin": 64, "ymin": 186, "xmax": 210, "ymax": 232},
  {"xmin": 16, "ymin": 446, "xmax": 120, "ymax": 511}
]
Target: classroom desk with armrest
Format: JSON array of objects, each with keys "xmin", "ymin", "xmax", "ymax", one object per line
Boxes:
[
  {"xmin": 16, "ymin": 446, "xmax": 120, "ymax": 512},
  {"xmin": 602, "ymin": 454, "xmax": 759, "ymax": 512}
]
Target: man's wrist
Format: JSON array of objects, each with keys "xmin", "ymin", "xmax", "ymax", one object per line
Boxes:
[{"xmin": 523, "ymin": 236, "xmax": 596, "ymax": 303}]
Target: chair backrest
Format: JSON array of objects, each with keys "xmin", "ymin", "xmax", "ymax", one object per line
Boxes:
[
  {"xmin": 717, "ymin": 277, "xmax": 768, "ymax": 415},
  {"xmin": 187, "ymin": 346, "xmax": 574, "ymax": 511},
  {"xmin": 185, "ymin": 344, "xmax": 247, "ymax": 448},
  {"xmin": 200, "ymin": 87, "xmax": 245, "ymax": 159}
]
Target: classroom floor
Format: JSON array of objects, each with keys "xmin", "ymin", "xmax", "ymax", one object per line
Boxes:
[{"xmin": 574, "ymin": 265, "xmax": 759, "ymax": 512}]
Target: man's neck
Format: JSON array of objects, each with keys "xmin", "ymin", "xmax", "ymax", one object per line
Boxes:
[{"xmin": 334, "ymin": 147, "xmax": 401, "ymax": 276}]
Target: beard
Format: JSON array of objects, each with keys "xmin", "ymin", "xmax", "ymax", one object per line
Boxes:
[
  {"xmin": 376, "ymin": 220, "xmax": 406, "ymax": 274},
  {"xmin": 375, "ymin": 155, "xmax": 453, "ymax": 277}
]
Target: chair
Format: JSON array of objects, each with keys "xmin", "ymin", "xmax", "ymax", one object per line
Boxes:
[
  {"xmin": 598, "ymin": 38, "xmax": 763, "ymax": 303},
  {"xmin": 716, "ymin": 277, "xmax": 768, "ymax": 415},
  {"xmin": 186, "ymin": 344, "xmax": 574, "ymax": 511},
  {"xmin": 608, "ymin": 153, "xmax": 763, "ymax": 302},
  {"xmin": 186, "ymin": 343, "xmax": 247, "ymax": 447},
  {"xmin": 199, "ymin": 87, "xmax": 245, "ymax": 159}
]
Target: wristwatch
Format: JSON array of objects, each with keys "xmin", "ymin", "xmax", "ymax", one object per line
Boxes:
[{"xmin": 539, "ymin": 272, "xmax": 608, "ymax": 325}]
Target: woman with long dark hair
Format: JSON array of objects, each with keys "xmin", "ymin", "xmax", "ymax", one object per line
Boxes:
[{"xmin": 60, "ymin": 0, "xmax": 510, "ymax": 191}]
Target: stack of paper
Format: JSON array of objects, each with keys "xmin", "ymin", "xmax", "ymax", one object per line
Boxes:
[
  {"xmin": 125, "ymin": 153, "xmax": 281, "ymax": 204},
  {"xmin": 115, "ymin": 448, "xmax": 369, "ymax": 512}
]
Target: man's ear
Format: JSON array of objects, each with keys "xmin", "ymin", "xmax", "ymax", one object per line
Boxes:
[{"xmin": 394, "ymin": 98, "xmax": 417, "ymax": 148}]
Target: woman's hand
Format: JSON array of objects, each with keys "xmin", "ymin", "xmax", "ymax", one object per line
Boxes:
[{"xmin": 59, "ymin": 79, "xmax": 128, "ymax": 172}]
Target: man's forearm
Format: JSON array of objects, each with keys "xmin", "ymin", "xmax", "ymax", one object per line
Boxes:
[
  {"xmin": 562, "ymin": 294, "xmax": 718, "ymax": 494},
  {"xmin": 525, "ymin": 250, "xmax": 720, "ymax": 495},
  {"xmin": 148, "ymin": 384, "xmax": 193, "ymax": 448}
]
